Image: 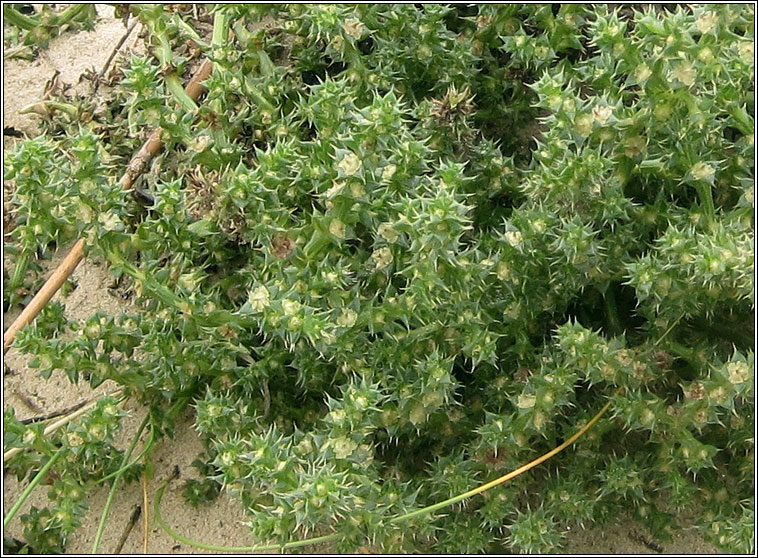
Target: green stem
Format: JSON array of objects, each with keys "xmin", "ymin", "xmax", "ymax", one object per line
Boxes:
[
  {"xmin": 5, "ymin": 44, "xmax": 35, "ymax": 60},
  {"xmin": 165, "ymin": 73, "xmax": 199, "ymax": 112},
  {"xmin": 9, "ymin": 251, "xmax": 30, "ymax": 290},
  {"xmin": 94, "ymin": 427, "xmax": 155, "ymax": 486},
  {"xmin": 92, "ymin": 415, "xmax": 150, "ymax": 553},
  {"xmin": 692, "ymin": 316, "xmax": 754, "ymax": 349},
  {"xmin": 694, "ymin": 182, "xmax": 715, "ymax": 229},
  {"xmin": 668, "ymin": 342, "xmax": 697, "ymax": 364},
  {"xmin": 727, "ymin": 104, "xmax": 754, "ymax": 136},
  {"xmin": 55, "ymin": 4, "xmax": 91, "ymax": 26},
  {"xmin": 154, "ymin": 481, "xmax": 341, "ymax": 552},
  {"xmin": 232, "ymin": 20, "xmax": 251, "ymax": 47},
  {"xmin": 257, "ymin": 51, "xmax": 275, "ymax": 77},
  {"xmin": 603, "ymin": 286, "xmax": 622, "ymax": 338},
  {"xmin": 4, "ymin": 446, "xmax": 66, "ymax": 528},
  {"xmin": 212, "ymin": 10, "xmax": 228, "ymax": 47},
  {"xmin": 20, "ymin": 100, "xmax": 79, "ymax": 116},
  {"xmin": 172, "ymin": 14, "xmax": 208, "ymax": 48},
  {"xmin": 653, "ymin": 314, "xmax": 682, "ymax": 346},
  {"xmin": 3, "ymin": 5, "xmax": 38, "ymax": 30},
  {"xmin": 136, "ymin": 6, "xmax": 198, "ymax": 113},
  {"xmin": 157, "ymin": 35, "xmax": 174, "ymax": 68},
  {"xmin": 103, "ymin": 248, "xmax": 258, "ymax": 329},
  {"xmin": 304, "ymin": 231, "xmax": 332, "ymax": 259}
]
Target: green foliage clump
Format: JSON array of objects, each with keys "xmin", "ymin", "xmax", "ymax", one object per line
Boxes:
[
  {"xmin": 3, "ymin": 4, "xmax": 754, "ymax": 554},
  {"xmin": 3, "ymin": 4, "xmax": 98, "ymax": 60}
]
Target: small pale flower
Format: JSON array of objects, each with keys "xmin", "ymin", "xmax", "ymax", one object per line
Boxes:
[
  {"xmin": 738, "ymin": 42, "xmax": 754, "ymax": 65},
  {"xmin": 504, "ymin": 230, "xmax": 523, "ymax": 247},
  {"xmin": 381, "ymin": 164, "xmax": 397, "ymax": 182},
  {"xmin": 742, "ymin": 184, "xmax": 754, "ymax": 207},
  {"xmin": 377, "ymin": 222, "xmax": 399, "ymax": 243},
  {"xmin": 575, "ymin": 113, "xmax": 594, "ymax": 137},
  {"xmin": 325, "ymin": 181, "xmax": 344, "ymax": 199},
  {"xmin": 517, "ymin": 393, "xmax": 536, "ymax": 409},
  {"xmin": 337, "ymin": 308, "xmax": 358, "ymax": 328},
  {"xmin": 504, "ymin": 302, "xmax": 521, "ymax": 320},
  {"xmin": 689, "ymin": 162, "xmax": 715, "ymax": 182},
  {"xmin": 672, "ymin": 62, "xmax": 696, "ymax": 86},
  {"xmin": 695, "ymin": 11, "xmax": 718, "ymax": 34},
  {"xmin": 422, "ymin": 390, "xmax": 444, "ymax": 409},
  {"xmin": 249, "ymin": 286, "xmax": 270, "ymax": 312},
  {"xmin": 189, "ymin": 135, "xmax": 211, "ymax": 152},
  {"xmin": 354, "ymin": 394, "xmax": 369, "ymax": 409},
  {"xmin": 727, "ymin": 361, "xmax": 749, "ymax": 384},
  {"xmin": 654, "ymin": 103, "xmax": 672, "ymax": 121},
  {"xmin": 624, "ymin": 136, "xmax": 646, "ymax": 158},
  {"xmin": 593, "ymin": 105, "xmax": 613, "ymax": 125},
  {"xmin": 330, "ymin": 34, "xmax": 344, "ymax": 52},
  {"xmin": 616, "ymin": 349, "xmax": 633, "ymax": 367},
  {"xmin": 76, "ymin": 202, "xmax": 94, "ymax": 224},
  {"xmin": 371, "ymin": 247, "xmax": 393, "ymax": 270},
  {"xmin": 282, "ymin": 299, "xmax": 301, "ymax": 316},
  {"xmin": 342, "ymin": 18, "xmax": 366, "ymax": 39},
  {"xmin": 634, "ymin": 64, "xmax": 652, "ymax": 83},
  {"xmin": 698, "ymin": 47, "xmax": 714, "ymax": 63},
  {"xmin": 548, "ymin": 94, "xmax": 563, "ymax": 112},
  {"xmin": 338, "ymin": 152, "xmax": 362, "ymax": 175},
  {"xmin": 334, "ymin": 436, "xmax": 357, "ymax": 459},
  {"xmin": 709, "ymin": 386, "xmax": 728, "ymax": 405},
  {"xmin": 350, "ymin": 182, "xmax": 365, "ymax": 197},
  {"xmin": 329, "ymin": 219, "xmax": 346, "ymax": 238},
  {"xmin": 98, "ymin": 211, "xmax": 123, "ymax": 231},
  {"xmin": 80, "ymin": 178, "xmax": 96, "ymax": 194},
  {"xmin": 640, "ymin": 408, "xmax": 655, "ymax": 426},
  {"xmin": 496, "ymin": 261, "xmax": 512, "ymax": 280},
  {"xmin": 409, "ymin": 403, "xmax": 428, "ymax": 425}
]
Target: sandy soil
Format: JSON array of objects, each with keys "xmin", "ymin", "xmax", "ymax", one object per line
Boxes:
[{"xmin": 2, "ymin": 5, "xmax": 721, "ymax": 555}]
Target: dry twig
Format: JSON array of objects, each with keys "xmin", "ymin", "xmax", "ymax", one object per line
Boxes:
[
  {"xmin": 94, "ymin": 19, "xmax": 139, "ymax": 93},
  {"xmin": 113, "ymin": 505, "xmax": 142, "ymax": 554}
]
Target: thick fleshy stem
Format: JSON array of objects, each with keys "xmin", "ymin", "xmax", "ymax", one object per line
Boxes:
[
  {"xmin": 694, "ymin": 182, "xmax": 715, "ymax": 230},
  {"xmin": 3, "ymin": 5, "xmax": 38, "ymax": 30}
]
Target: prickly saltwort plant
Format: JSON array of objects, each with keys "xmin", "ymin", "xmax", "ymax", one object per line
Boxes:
[
  {"xmin": 3, "ymin": 396, "xmax": 127, "ymax": 553},
  {"xmin": 3, "ymin": 4, "xmax": 97, "ymax": 60},
  {"xmin": 3, "ymin": 4, "xmax": 754, "ymax": 554},
  {"xmin": 3, "ymin": 127, "xmax": 119, "ymax": 307}
]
